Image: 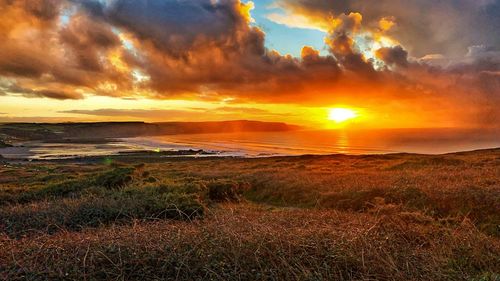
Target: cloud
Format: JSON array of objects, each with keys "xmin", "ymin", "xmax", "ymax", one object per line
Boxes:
[
  {"xmin": 59, "ymin": 13, "xmax": 121, "ymax": 72},
  {"xmin": 271, "ymin": 0, "xmax": 500, "ymax": 57},
  {"xmin": 213, "ymin": 106, "xmax": 273, "ymax": 115},
  {"xmin": 0, "ymin": 82, "xmax": 84, "ymax": 100},
  {"xmin": 0, "ymin": 116, "xmax": 81, "ymax": 123},
  {"xmin": 59, "ymin": 106, "xmax": 289, "ymax": 120},
  {"xmin": 69, "ymin": 0, "xmax": 354, "ymax": 103},
  {"xmin": 23, "ymin": 0, "xmax": 61, "ymax": 20},
  {"xmin": 264, "ymin": 0, "xmax": 500, "ymax": 126},
  {"xmin": 375, "ymin": 46, "xmax": 408, "ymax": 68},
  {"xmin": 266, "ymin": 11, "xmax": 328, "ymax": 31},
  {"xmin": 0, "ymin": 0, "xmax": 498, "ymax": 128},
  {"xmin": 60, "ymin": 108, "xmax": 203, "ymax": 119},
  {"xmin": 0, "ymin": 0, "xmax": 135, "ymax": 99}
]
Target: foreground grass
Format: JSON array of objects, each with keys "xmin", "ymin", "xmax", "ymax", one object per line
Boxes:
[
  {"xmin": 2, "ymin": 204, "xmax": 499, "ymax": 280},
  {"xmin": 0, "ymin": 149, "xmax": 499, "ymax": 280}
]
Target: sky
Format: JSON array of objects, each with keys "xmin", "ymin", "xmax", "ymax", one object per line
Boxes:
[{"xmin": 0, "ymin": 0, "xmax": 498, "ymax": 129}]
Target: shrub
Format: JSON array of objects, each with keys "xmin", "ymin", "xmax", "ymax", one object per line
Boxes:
[
  {"xmin": 387, "ymin": 157, "xmax": 465, "ymax": 170},
  {"xmin": 206, "ymin": 180, "xmax": 250, "ymax": 202},
  {"xmin": 34, "ymin": 178, "xmax": 93, "ymax": 198},
  {"xmin": 432, "ymin": 187, "xmax": 500, "ymax": 236},
  {"xmin": 385, "ymin": 186, "xmax": 433, "ymax": 210},
  {"xmin": 9, "ymin": 167, "xmax": 136, "ymax": 205},
  {"xmin": 14, "ymin": 178, "xmax": 93, "ymax": 204},
  {"xmin": 320, "ymin": 187, "xmax": 434, "ymax": 213},
  {"xmin": 178, "ymin": 181, "xmax": 208, "ymax": 194},
  {"xmin": 94, "ymin": 167, "xmax": 135, "ymax": 189},
  {"xmin": 0, "ymin": 187, "xmax": 205, "ymax": 238},
  {"xmin": 144, "ymin": 176, "xmax": 157, "ymax": 183},
  {"xmin": 319, "ymin": 189, "xmax": 386, "ymax": 211}
]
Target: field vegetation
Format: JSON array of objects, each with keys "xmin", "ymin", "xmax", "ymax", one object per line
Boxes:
[{"xmin": 0, "ymin": 149, "xmax": 499, "ymax": 280}]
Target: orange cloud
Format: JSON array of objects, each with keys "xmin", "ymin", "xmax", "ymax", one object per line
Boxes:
[{"xmin": 0, "ymin": 0, "xmax": 498, "ymax": 128}]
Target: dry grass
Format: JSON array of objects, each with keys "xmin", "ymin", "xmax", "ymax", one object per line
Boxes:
[
  {"xmin": 1, "ymin": 205, "xmax": 499, "ymax": 280},
  {"xmin": 0, "ymin": 149, "xmax": 499, "ymax": 280}
]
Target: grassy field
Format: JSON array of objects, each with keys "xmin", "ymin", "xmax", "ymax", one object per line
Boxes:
[{"xmin": 0, "ymin": 149, "xmax": 499, "ymax": 280}]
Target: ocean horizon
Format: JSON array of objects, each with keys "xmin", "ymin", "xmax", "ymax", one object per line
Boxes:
[{"xmin": 2, "ymin": 128, "xmax": 499, "ymax": 160}]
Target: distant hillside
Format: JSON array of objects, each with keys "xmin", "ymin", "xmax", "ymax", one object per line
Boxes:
[{"xmin": 0, "ymin": 120, "xmax": 300, "ymax": 141}]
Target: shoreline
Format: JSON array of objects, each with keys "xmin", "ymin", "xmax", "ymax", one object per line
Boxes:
[
  {"xmin": 2, "ymin": 126, "xmax": 499, "ymax": 161},
  {"xmin": 2, "ymin": 146, "xmax": 499, "ymax": 165}
]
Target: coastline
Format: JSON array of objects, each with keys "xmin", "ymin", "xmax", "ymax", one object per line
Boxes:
[
  {"xmin": 1, "ymin": 133, "xmax": 499, "ymax": 162},
  {"xmin": 2, "ymin": 123, "xmax": 499, "ymax": 161},
  {"xmin": 2, "ymin": 144, "xmax": 499, "ymax": 164}
]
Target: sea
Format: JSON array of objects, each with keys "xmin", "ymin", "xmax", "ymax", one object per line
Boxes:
[{"xmin": 1, "ymin": 128, "xmax": 499, "ymax": 160}]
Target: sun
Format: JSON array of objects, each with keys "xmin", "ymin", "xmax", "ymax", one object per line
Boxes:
[{"xmin": 328, "ymin": 108, "xmax": 357, "ymax": 123}]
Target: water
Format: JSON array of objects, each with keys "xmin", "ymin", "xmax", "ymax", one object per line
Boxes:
[
  {"xmin": 1, "ymin": 128, "xmax": 498, "ymax": 160},
  {"xmin": 131, "ymin": 128, "xmax": 499, "ymax": 157}
]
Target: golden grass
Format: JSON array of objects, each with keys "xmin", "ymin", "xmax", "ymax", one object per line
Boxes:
[
  {"xmin": 0, "ymin": 149, "xmax": 499, "ymax": 280},
  {"xmin": 2, "ymin": 205, "xmax": 499, "ymax": 280}
]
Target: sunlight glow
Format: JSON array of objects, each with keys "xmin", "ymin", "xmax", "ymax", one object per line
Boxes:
[{"xmin": 328, "ymin": 108, "xmax": 357, "ymax": 123}]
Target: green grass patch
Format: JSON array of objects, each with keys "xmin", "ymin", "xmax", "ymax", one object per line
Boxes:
[
  {"xmin": 206, "ymin": 179, "xmax": 250, "ymax": 202},
  {"xmin": 94, "ymin": 167, "xmax": 135, "ymax": 189},
  {"xmin": 0, "ymin": 186, "xmax": 205, "ymax": 238},
  {"xmin": 3, "ymin": 167, "xmax": 137, "ymax": 205}
]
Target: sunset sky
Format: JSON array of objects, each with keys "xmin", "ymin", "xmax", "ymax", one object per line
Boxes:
[{"xmin": 0, "ymin": 0, "xmax": 498, "ymax": 128}]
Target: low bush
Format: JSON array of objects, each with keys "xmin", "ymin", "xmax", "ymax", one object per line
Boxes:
[
  {"xmin": 0, "ymin": 187, "xmax": 205, "ymax": 238},
  {"xmin": 206, "ymin": 180, "xmax": 250, "ymax": 202},
  {"xmin": 432, "ymin": 187, "xmax": 500, "ymax": 236},
  {"xmin": 387, "ymin": 157, "xmax": 466, "ymax": 170},
  {"xmin": 320, "ymin": 188, "xmax": 386, "ymax": 211},
  {"xmin": 319, "ymin": 187, "xmax": 433, "ymax": 212},
  {"xmin": 94, "ymin": 167, "xmax": 135, "ymax": 189},
  {"xmin": 24, "ymin": 178, "xmax": 93, "ymax": 200},
  {"xmin": 5, "ymin": 167, "xmax": 136, "ymax": 205},
  {"xmin": 385, "ymin": 186, "xmax": 433, "ymax": 210}
]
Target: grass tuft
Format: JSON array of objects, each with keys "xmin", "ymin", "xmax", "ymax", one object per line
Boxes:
[
  {"xmin": 94, "ymin": 167, "xmax": 135, "ymax": 189},
  {"xmin": 206, "ymin": 180, "xmax": 250, "ymax": 202}
]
